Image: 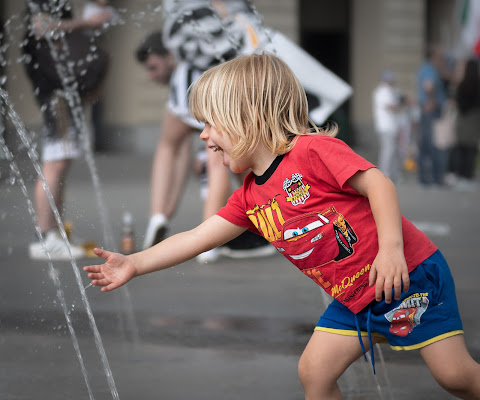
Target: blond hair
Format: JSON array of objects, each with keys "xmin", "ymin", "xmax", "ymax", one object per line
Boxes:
[{"xmin": 189, "ymin": 52, "xmax": 337, "ymax": 159}]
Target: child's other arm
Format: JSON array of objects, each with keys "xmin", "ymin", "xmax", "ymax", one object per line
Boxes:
[
  {"xmin": 84, "ymin": 215, "xmax": 246, "ymax": 292},
  {"xmin": 347, "ymin": 168, "xmax": 410, "ymax": 303}
]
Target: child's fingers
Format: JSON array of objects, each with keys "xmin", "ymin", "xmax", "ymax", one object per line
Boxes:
[
  {"xmin": 83, "ymin": 265, "xmax": 101, "ymax": 273},
  {"xmin": 91, "ymin": 277, "xmax": 112, "ymax": 287},
  {"xmin": 101, "ymin": 281, "xmax": 122, "ymax": 292},
  {"xmin": 93, "ymin": 247, "xmax": 115, "ymax": 260},
  {"xmin": 402, "ymin": 271, "xmax": 410, "ymax": 293},
  {"xmin": 393, "ymin": 276, "xmax": 403, "ymax": 300},
  {"xmin": 375, "ymin": 277, "xmax": 384, "ymax": 302},
  {"xmin": 383, "ymin": 278, "xmax": 393, "ymax": 303},
  {"xmin": 369, "ymin": 266, "xmax": 377, "ymax": 287},
  {"xmin": 87, "ymin": 272, "xmax": 104, "ymax": 280}
]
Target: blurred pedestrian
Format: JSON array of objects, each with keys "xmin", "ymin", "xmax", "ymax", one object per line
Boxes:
[
  {"xmin": 140, "ymin": 1, "xmax": 276, "ymax": 263},
  {"xmin": 135, "ymin": 31, "xmax": 202, "ymax": 248},
  {"xmin": 81, "ymin": 0, "xmax": 120, "ymax": 152},
  {"xmin": 23, "ymin": 0, "xmax": 110, "ymax": 260},
  {"xmin": 372, "ymin": 70, "xmax": 401, "ymax": 183},
  {"xmin": 136, "ymin": 26, "xmax": 275, "ymax": 262},
  {"xmin": 416, "ymin": 45, "xmax": 449, "ymax": 187},
  {"xmin": 453, "ymin": 58, "xmax": 480, "ymax": 191},
  {"xmin": 397, "ymin": 93, "xmax": 418, "ymax": 173}
]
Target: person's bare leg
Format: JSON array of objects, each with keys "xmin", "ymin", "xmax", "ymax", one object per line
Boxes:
[
  {"xmin": 298, "ymin": 330, "xmax": 378, "ymax": 399},
  {"xmin": 150, "ymin": 112, "xmax": 193, "ymax": 218},
  {"xmin": 202, "ymin": 146, "xmax": 232, "ymax": 220},
  {"xmin": 421, "ymin": 335, "xmax": 480, "ymax": 399},
  {"xmin": 164, "ymin": 136, "xmax": 192, "ymax": 217},
  {"xmin": 35, "ymin": 159, "xmax": 72, "ymax": 233}
]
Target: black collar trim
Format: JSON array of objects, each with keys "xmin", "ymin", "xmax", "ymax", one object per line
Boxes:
[{"xmin": 254, "ymin": 154, "xmax": 285, "ymax": 185}]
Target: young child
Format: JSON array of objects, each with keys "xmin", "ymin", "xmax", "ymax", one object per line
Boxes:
[{"xmin": 84, "ymin": 53, "xmax": 480, "ymax": 399}]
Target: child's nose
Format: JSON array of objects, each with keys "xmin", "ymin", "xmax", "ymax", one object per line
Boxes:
[{"xmin": 199, "ymin": 128, "xmax": 208, "ymax": 141}]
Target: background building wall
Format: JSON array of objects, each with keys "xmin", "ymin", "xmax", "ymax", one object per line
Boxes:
[{"xmin": 2, "ymin": 0, "xmax": 460, "ymax": 153}]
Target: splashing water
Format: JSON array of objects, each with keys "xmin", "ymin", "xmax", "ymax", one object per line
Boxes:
[
  {"xmin": 0, "ymin": 89, "xmax": 120, "ymax": 400},
  {"xmin": 24, "ymin": 0, "xmax": 140, "ymax": 346},
  {"xmin": 0, "ymin": 106, "xmax": 96, "ymax": 399}
]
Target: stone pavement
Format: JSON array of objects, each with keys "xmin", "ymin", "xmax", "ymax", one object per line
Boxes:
[{"xmin": 1, "ymin": 147, "xmax": 479, "ymax": 400}]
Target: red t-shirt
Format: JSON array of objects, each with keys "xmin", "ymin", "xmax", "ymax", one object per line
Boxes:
[{"xmin": 218, "ymin": 135, "xmax": 437, "ymax": 314}]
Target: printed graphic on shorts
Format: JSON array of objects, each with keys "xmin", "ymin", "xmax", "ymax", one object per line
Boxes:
[
  {"xmin": 283, "ymin": 173, "xmax": 311, "ymax": 206},
  {"xmin": 384, "ymin": 294, "xmax": 429, "ymax": 337}
]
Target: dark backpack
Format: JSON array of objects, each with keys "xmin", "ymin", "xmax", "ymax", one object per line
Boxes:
[{"xmin": 30, "ymin": 29, "xmax": 109, "ymax": 99}]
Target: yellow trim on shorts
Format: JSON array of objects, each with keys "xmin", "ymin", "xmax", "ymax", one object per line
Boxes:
[
  {"xmin": 314, "ymin": 327, "xmax": 464, "ymax": 350},
  {"xmin": 389, "ymin": 330, "xmax": 464, "ymax": 351},
  {"xmin": 314, "ymin": 327, "xmax": 386, "ymax": 342}
]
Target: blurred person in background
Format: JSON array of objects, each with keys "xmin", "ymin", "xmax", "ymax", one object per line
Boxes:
[
  {"xmin": 81, "ymin": 0, "xmax": 120, "ymax": 152},
  {"xmin": 397, "ymin": 93, "xmax": 418, "ymax": 174},
  {"xmin": 135, "ymin": 31, "xmax": 202, "ymax": 248},
  {"xmin": 140, "ymin": 0, "xmax": 282, "ymax": 263},
  {"xmin": 416, "ymin": 45, "xmax": 449, "ymax": 188},
  {"xmin": 372, "ymin": 69, "xmax": 402, "ymax": 183},
  {"xmin": 453, "ymin": 58, "xmax": 480, "ymax": 191},
  {"xmin": 23, "ymin": 0, "xmax": 110, "ymax": 260},
  {"xmin": 136, "ymin": 21, "xmax": 275, "ymax": 262}
]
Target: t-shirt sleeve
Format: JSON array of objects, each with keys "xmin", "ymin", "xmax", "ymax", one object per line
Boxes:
[
  {"xmin": 217, "ymin": 186, "xmax": 256, "ymax": 230},
  {"xmin": 307, "ymin": 136, "xmax": 376, "ymax": 192}
]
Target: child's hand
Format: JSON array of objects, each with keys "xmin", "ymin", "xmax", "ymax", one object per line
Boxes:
[
  {"xmin": 83, "ymin": 248, "xmax": 137, "ymax": 292},
  {"xmin": 369, "ymin": 247, "xmax": 410, "ymax": 303}
]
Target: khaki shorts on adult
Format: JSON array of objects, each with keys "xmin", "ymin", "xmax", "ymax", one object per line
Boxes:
[{"xmin": 40, "ymin": 90, "xmax": 82, "ymax": 162}]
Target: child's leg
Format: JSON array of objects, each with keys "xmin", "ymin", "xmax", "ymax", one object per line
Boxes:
[
  {"xmin": 420, "ymin": 335, "xmax": 480, "ymax": 399},
  {"xmin": 298, "ymin": 330, "xmax": 379, "ymax": 400}
]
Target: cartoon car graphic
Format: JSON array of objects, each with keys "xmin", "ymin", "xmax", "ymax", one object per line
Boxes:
[
  {"xmin": 274, "ymin": 206, "xmax": 358, "ymax": 269},
  {"xmin": 389, "ymin": 307, "xmax": 417, "ymax": 337}
]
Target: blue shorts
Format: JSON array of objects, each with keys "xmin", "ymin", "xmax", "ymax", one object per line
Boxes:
[{"xmin": 316, "ymin": 250, "xmax": 463, "ymax": 351}]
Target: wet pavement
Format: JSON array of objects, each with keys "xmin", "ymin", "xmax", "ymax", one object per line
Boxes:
[{"xmin": 1, "ymin": 145, "xmax": 479, "ymax": 399}]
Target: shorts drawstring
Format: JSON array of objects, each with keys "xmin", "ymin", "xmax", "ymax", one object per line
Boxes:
[{"xmin": 354, "ymin": 305, "xmax": 376, "ymax": 375}]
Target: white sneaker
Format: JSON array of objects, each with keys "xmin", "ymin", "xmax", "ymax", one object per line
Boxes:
[
  {"xmin": 143, "ymin": 214, "xmax": 168, "ymax": 249},
  {"xmin": 219, "ymin": 243, "xmax": 277, "ymax": 259},
  {"xmin": 455, "ymin": 178, "xmax": 477, "ymax": 192},
  {"xmin": 29, "ymin": 230, "xmax": 86, "ymax": 261},
  {"xmin": 196, "ymin": 248, "xmax": 221, "ymax": 264}
]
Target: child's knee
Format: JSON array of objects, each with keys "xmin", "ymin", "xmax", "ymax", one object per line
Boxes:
[
  {"xmin": 298, "ymin": 353, "xmax": 333, "ymax": 391},
  {"xmin": 433, "ymin": 364, "xmax": 480, "ymax": 397},
  {"xmin": 298, "ymin": 356, "xmax": 341, "ymax": 399}
]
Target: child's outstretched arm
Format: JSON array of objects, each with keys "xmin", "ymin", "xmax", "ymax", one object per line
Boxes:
[
  {"xmin": 83, "ymin": 215, "xmax": 246, "ymax": 292},
  {"xmin": 347, "ymin": 168, "xmax": 410, "ymax": 303}
]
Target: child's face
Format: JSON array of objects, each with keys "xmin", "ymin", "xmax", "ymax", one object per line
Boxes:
[{"xmin": 200, "ymin": 123, "xmax": 251, "ymax": 173}]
